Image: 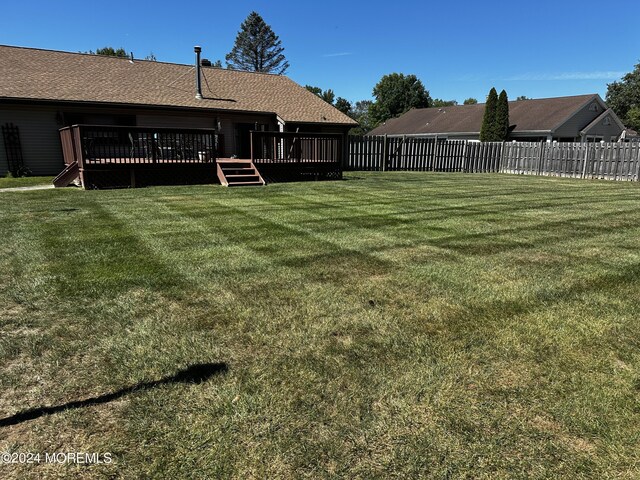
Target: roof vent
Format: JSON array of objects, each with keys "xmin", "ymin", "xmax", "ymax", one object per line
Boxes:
[{"xmin": 201, "ymin": 58, "xmax": 212, "ymax": 67}]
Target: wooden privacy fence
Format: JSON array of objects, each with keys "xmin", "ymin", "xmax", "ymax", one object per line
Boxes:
[{"xmin": 348, "ymin": 136, "xmax": 640, "ymax": 181}]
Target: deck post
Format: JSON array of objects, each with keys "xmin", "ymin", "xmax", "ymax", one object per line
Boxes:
[
  {"xmin": 74, "ymin": 125, "xmax": 86, "ymax": 188},
  {"xmin": 250, "ymin": 131, "xmax": 254, "ymax": 162}
]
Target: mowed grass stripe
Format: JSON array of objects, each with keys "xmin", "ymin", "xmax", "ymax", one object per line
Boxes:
[{"xmin": 0, "ymin": 173, "xmax": 638, "ymax": 479}]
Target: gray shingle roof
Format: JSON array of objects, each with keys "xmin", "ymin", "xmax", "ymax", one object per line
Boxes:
[
  {"xmin": 0, "ymin": 45, "xmax": 357, "ymax": 126},
  {"xmin": 369, "ymin": 94, "xmax": 599, "ymax": 136}
]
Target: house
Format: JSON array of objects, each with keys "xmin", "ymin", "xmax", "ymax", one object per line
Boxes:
[
  {"xmin": 0, "ymin": 44, "xmax": 356, "ymax": 181},
  {"xmin": 368, "ymin": 94, "xmax": 626, "ymax": 143}
]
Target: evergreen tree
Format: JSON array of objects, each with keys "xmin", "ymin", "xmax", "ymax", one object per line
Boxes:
[
  {"xmin": 495, "ymin": 90, "xmax": 510, "ymax": 141},
  {"xmin": 225, "ymin": 12, "xmax": 289, "ymax": 74},
  {"xmin": 334, "ymin": 97, "xmax": 352, "ymax": 115},
  {"xmin": 305, "ymin": 85, "xmax": 335, "ymax": 104},
  {"xmin": 480, "ymin": 88, "xmax": 498, "ymax": 142}
]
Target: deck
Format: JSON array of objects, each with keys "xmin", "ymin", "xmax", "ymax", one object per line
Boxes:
[{"xmin": 56, "ymin": 125, "xmax": 343, "ymax": 188}]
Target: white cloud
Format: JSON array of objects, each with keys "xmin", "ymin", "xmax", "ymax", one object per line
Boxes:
[{"xmin": 322, "ymin": 52, "xmax": 353, "ymax": 58}]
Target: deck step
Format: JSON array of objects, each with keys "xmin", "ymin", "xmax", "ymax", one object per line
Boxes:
[
  {"xmin": 227, "ymin": 180, "xmax": 264, "ymax": 186},
  {"xmin": 217, "ymin": 159, "xmax": 253, "ymax": 164},
  {"xmin": 53, "ymin": 161, "xmax": 80, "ymax": 188},
  {"xmin": 216, "ymin": 158, "xmax": 265, "ymax": 187},
  {"xmin": 225, "ymin": 174, "xmax": 259, "ymax": 179}
]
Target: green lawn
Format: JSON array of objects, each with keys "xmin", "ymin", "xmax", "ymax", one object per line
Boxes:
[
  {"xmin": 1, "ymin": 172, "xmax": 639, "ymax": 479},
  {"xmin": 0, "ymin": 176, "xmax": 54, "ymax": 189}
]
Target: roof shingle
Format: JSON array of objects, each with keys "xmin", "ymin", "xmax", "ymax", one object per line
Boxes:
[
  {"xmin": 0, "ymin": 45, "xmax": 356, "ymax": 126},
  {"xmin": 369, "ymin": 94, "xmax": 599, "ymax": 136}
]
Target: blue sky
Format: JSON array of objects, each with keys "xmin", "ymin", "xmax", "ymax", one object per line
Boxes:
[{"xmin": 2, "ymin": 0, "xmax": 639, "ymax": 104}]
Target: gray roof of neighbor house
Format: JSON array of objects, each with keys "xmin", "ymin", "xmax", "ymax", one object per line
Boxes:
[
  {"xmin": 369, "ymin": 94, "xmax": 602, "ymax": 136},
  {"xmin": 0, "ymin": 45, "xmax": 357, "ymax": 126}
]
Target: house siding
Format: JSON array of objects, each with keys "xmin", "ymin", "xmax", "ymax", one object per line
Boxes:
[
  {"xmin": 220, "ymin": 113, "xmax": 276, "ymax": 157},
  {"xmin": 580, "ymin": 116, "xmax": 624, "ymax": 141},
  {"xmin": 0, "ymin": 105, "xmax": 63, "ymax": 175},
  {"xmin": 136, "ymin": 114, "xmax": 216, "ymax": 129},
  {"xmin": 115, "ymin": 110, "xmax": 274, "ymax": 158},
  {"xmin": 553, "ymin": 99, "xmax": 616, "ymax": 139},
  {"xmin": 137, "ymin": 111, "xmax": 276, "ymax": 157}
]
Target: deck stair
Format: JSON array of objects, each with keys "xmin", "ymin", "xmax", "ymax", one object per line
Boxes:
[
  {"xmin": 53, "ymin": 160, "xmax": 80, "ymax": 187},
  {"xmin": 216, "ymin": 159, "xmax": 265, "ymax": 187}
]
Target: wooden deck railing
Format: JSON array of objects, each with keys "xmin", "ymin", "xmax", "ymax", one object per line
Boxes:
[
  {"xmin": 250, "ymin": 131, "xmax": 342, "ymax": 165},
  {"xmin": 59, "ymin": 125, "xmax": 221, "ymax": 167}
]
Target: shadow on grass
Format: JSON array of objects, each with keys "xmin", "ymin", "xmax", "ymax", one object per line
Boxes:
[{"xmin": 0, "ymin": 362, "xmax": 228, "ymax": 428}]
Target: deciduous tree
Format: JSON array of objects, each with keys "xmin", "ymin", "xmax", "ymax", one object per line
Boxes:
[
  {"xmin": 369, "ymin": 73, "xmax": 431, "ymax": 127},
  {"xmin": 463, "ymin": 98, "xmax": 478, "ymax": 105},
  {"xmin": 606, "ymin": 61, "xmax": 640, "ymax": 131},
  {"xmin": 349, "ymin": 100, "xmax": 374, "ymax": 135},
  {"xmin": 432, "ymin": 99, "xmax": 458, "ymax": 107},
  {"xmin": 86, "ymin": 47, "xmax": 128, "ymax": 58}
]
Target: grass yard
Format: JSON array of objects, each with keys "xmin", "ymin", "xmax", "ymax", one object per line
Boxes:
[
  {"xmin": 0, "ymin": 176, "xmax": 54, "ymax": 189},
  {"xmin": 1, "ymin": 172, "xmax": 639, "ymax": 479}
]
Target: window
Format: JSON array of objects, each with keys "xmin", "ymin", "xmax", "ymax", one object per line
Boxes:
[
  {"xmin": 589, "ymin": 103, "xmax": 599, "ymax": 112},
  {"xmin": 602, "ymin": 117, "xmax": 611, "ymax": 126}
]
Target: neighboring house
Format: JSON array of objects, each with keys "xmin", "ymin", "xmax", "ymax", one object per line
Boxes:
[
  {"xmin": 0, "ymin": 45, "xmax": 356, "ymax": 176},
  {"xmin": 369, "ymin": 94, "xmax": 626, "ymax": 143},
  {"xmin": 620, "ymin": 128, "xmax": 639, "ymax": 142}
]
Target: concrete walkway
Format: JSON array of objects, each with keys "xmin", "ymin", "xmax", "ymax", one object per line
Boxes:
[{"xmin": 0, "ymin": 184, "xmax": 55, "ymax": 192}]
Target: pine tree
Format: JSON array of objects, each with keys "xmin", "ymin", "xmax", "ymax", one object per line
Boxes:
[
  {"xmin": 225, "ymin": 12, "xmax": 289, "ymax": 74},
  {"xmin": 495, "ymin": 90, "xmax": 510, "ymax": 141},
  {"xmin": 480, "ymin": 88, "xmax": 498, "ymax": 142}
]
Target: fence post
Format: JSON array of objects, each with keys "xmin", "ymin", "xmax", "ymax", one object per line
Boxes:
[
  {"xmin": 635, "ymin": 143, "xmax": 640, "ymax": 181},
  {"xmin": 462, "ymin": 140, "xmax": 468, "ymax": 173},
  {"xmin": 537, "ymin": 141, "xmax": 544, "ymax": 176},
  {"xmin": 581, "ymin": 142, "xmax": 590, "ymax": 179},
  {"xmin": 382, "ymin": 134, "xmax": 388, "ymax": 172},
  {"xmin": 401, "ymin": 135, "xmax": 407, "ymax": 170}
]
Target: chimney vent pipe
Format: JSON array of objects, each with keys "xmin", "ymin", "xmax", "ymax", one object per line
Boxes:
[{"xmin": 194, "ymin": 46, "xmax": 203, "ymax": 100}]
